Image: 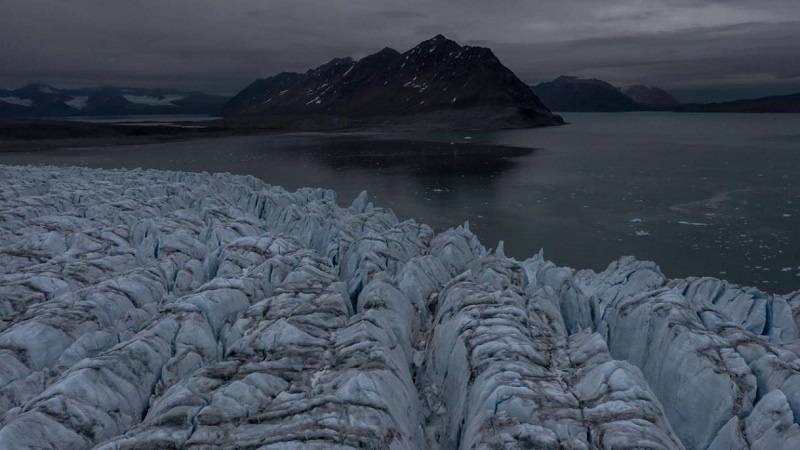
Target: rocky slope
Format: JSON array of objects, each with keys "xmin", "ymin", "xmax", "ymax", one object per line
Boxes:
[
  {"xmin": 221, "ymin": 35, "xmax": 563, "ymax": 130},
  {"xmin": 0, "ymin": 84, "xmax": 227, "ymax": 118},
  {"xmin": 1, "ymin": 164, "xmax": 800, "ymax": 449},
  {"xmin": 531, "ymin": 76, "xmax": 680, "ymax": 111},
  {"xmin": 621, "ymin": 84, "xmax": 681, "ymax": 109}
]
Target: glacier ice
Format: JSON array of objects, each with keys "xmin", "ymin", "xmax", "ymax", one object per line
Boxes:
[{"xmin": 0, "ymin": 164, "xmax": 799, "ymax": 449}]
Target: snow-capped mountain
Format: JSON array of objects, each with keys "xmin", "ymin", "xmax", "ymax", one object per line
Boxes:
[
  {"xmin": 222, "ymin": 35, "xmax": 564, "ymax": 129},
  {"xmin": 0, "ymin": 83, "xmax": 228, "ymax": 118}
]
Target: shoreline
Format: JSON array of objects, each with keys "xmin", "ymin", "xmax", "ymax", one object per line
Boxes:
[
  {"xmin": 0, "ymin": 109, "xmax": 565, "ymax": 152},
  {"xmin": 0, "ymin": 118, "xmax": 287, "ymax": 152}
]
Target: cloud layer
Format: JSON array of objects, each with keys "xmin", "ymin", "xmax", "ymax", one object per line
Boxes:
[{"xmin": 1, "ymin": 0, "xmax": 798, "ymax": 101}]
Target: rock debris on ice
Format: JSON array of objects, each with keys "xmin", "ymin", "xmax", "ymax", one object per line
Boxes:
[{"xmin": 1, "ymin": 164, "xmax": 799, "ymax": 449}]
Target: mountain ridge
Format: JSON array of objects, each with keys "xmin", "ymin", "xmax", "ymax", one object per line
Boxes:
[
  {"xmin": 0, "ymin": 84, "xmax": 228, "ymax": 118},
  {"xmin": 530, "ymin": 76, "xmax": 680, "ymax": 112},
  {"xmin": 221, "ymin": 35, "xmax": 564, "ymax": 130},
  {"xmin": 531, "ymin": 75, "xmax": 800, "ymax": 113},
  {"xmin": 675, "ymin": 92, "xmax": 800, "ymax": 113},
  {"xmin": 622, "ymin": 84, "xmax": 682, "ymax": 108}
]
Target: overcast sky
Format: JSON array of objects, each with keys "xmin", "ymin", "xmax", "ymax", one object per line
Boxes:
[{"xmin": 2, "ymin": 0, "xmax": 799, "ymax": 102}]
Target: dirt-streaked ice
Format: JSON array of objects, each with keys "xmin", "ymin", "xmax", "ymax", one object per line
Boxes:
[{"xmin": 1, "ymin": 165, "xmax": 799, "ymax": 449}]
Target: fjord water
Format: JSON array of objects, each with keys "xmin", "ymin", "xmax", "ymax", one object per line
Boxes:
[{"xmin": 2, "ymin": 112, "xmax": 799, "ymax": 292}]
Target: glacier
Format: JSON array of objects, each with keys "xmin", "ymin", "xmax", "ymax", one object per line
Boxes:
[{"xmin": 0, "ymin": 164, "xmax": 799, "ymax": 449}]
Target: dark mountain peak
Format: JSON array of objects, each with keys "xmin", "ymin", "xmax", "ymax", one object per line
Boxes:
[
  {"xmin": 552, "ymin": 75, "xmax": 578, "ymax": 83},
  {"xmin": 532, "ymin": 76, "xmax": 683, "ymax": 111},
  {"xmin": 425, "ymin": 34, "xmax": 457, "ymax": 46},
  {"xmin": 409, "ymin": 34, "xmax": 462, "ymax": 56},
  {"xmin": 549, "ymin": 76, "xmax": 618, "ymax": 90},
  {"xmin": 221, "ymin": 36, "xmax": 563, "ymax": 129},
  {"xmin": 355, "ymin": 47, "xmax": 402, "ymax": 72},
  {"xmin": 17, "ymin": 82, "xmax": 58, "ymax": 96},
  {"xmin": 374, "ymin": 47, "xmax": 400, "ymax": 57},
  {"xmin": 532, "ymin": 76, "xmax": 640, "ymax": 112}
]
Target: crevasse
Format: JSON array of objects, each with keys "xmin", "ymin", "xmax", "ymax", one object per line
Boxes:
[{"xmin": 0, "ymin": 165, "xmax": 799, "ymax": 449}]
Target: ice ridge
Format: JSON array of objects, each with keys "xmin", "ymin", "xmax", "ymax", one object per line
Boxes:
[{"xmin": 0, "ymin": 165, "xmax": 799, "ymax": 449}]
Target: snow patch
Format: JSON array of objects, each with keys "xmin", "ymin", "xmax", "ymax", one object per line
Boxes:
[
  {"xmin": 0, "ymin": 96, "xmax": 33, "ymax": 107},
  {"xmin": 65, "ymin": 96, "xmax": 89, "ymax": 110},
  {"xmin": 341, "ymin": 63, "xmax": 355, "ymax": 78}
]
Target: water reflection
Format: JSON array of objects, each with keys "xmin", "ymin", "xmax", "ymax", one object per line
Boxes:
[{"xmin": 314, "ymin": 139, "xmax": 533, "ymax": 176}]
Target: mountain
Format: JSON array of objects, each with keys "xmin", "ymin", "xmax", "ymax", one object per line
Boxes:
[
  {"xmin": 676, "ymin": 92, "xmax": 800, "ymax": 113},
  {"xmin": 0, "ymin": 83, "xmax": 228, "ymax": 118},
  {"xmin": 621, "ymin": 84, "xmax": 681, "ymax": 108},
  {"xmin": 531, "ymin": 76, "xmax": 681, "ymax": 111},
  {"xmin": 0, "ymin": 84, "xmax": 77, "ymax": 117},
  {"xmin": 222, "ymin": 35, "xmax": 564, "ymax": 130},
  {"xmin": 531, "ymin": 76, "xmax": 644, "ymax": 112}
]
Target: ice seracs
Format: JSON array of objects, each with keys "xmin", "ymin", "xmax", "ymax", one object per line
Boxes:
[{"xmin": 1, "ymin": 164, "xmax": 799, "ymax": 449}]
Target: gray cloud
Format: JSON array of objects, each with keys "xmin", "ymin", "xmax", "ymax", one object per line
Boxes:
[{"xmin": 0, "ymin": 0, "xmax": 798, "ymax": 101}]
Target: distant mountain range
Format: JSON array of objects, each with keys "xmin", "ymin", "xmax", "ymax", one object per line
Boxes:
[
  {"xmin": 530, "ymin": 76, "xmax": 680, "ymax": 112},
  {"xmin": 675, "ymin": 93, "xmax": 800, "ymax": 113},
  {"xmin": 0, "ymin": 84, "xmax": 228, "ymax": 118},
  {"xmin": 531, "ymin": 76, "xmax": 800, "ymax": 113},
  {"xmin": 221, "ymin": 35, "xmax": 564, "ymax": 130},
  {"xmin": 5, "ymin": 60, "xmax": 796, "ymax": 125}
]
